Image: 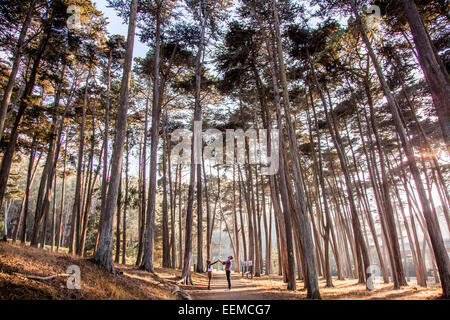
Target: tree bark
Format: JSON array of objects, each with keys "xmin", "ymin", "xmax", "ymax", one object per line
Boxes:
[
  {"xmin": 94, "ymin": 0, "xmax": 138, "ymax": 272},
  {"xmin": 141, "ymin": 2, "xmax": 162, "ymax": 273},
  {"xmin": 181, "ymin": 0, "xmax": 208, "ymax": 280},
  {"xmin": 70, "ymin": 67, "xmax": 92, "ymax": 254},
  {"xmin": 122, "ymin": 135, "xmax": 129, "ymax": 264}
]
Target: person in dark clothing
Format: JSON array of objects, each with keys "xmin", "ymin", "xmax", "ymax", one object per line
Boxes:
[{"xmin": 219, "ymin": 256, "xmax": 233, "ymax": 290}]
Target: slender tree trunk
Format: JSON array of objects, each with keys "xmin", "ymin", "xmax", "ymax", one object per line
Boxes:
[
  {"xmin": 181, "ymin": 0, "xmax": 208, "ymax": 280},
  {"xmin": 168, "ymin": 115, "xmax": 176, "ymax": 269},
  {"xmin": 309, "ymin": 55, "xmax": 370, "ymax": 285},
  {"xmin": 94, "ymin": 0, "xmax": 138, "ymax": 272},
  {"xmin": 57, "ymin": 134, "xmax": 68, "ymax": 252},
  {"xmin": 141, "ymin": 4, "xmax": 162, "ymax": 273},
  {"xmin": 13, "ymin": 134, "xmax": 37, "ymax": 243},
  {"xmin": 261, "ymin": 175, "xmax": 269, "ymax": 275},
  {"xmin": 348, "ymin": 77, "xmax": 389, "ymax": 282},
  {"xmin": 178, "ymin": 165, "xmax": 183, "ymax": 269},
  {"xmin": 99, "ymin": 48, "xmax": 112, "ymax": 259},
  {"xmin": 364, "ymin": 79, "xmax": 407, "ymax": 288},
  {"xmin": 162, "ymin": 119, "xmax": 170, "ymax": 267},
  {"xmin": 263, "ymin": 43, "xmax": 296, "ymax": 289},
  {"xmin": 70, "ymin": 67, "xmax": 92, "ymax": 254},
  {"xmin": 202, "ymin": 155, "xmax": 212, "ymax": 260},
  {"xmin": 50, "ymin": 174, "xmax": 57, "ymax": 252},
  {"xmin": 122, "ymin": 135, "xmax": 129, "ymax": 265},
  {"xmin": 274, "ymin": 212, "xmax": 282, "ymax": 276},
  {"xmin": 79, "ymin": 141, "xmax": 103, "ymax": 256},
  {"xmin": 115, "ymin": 170, "xmax": 122, "ymax": 264},
  {"xmin": 270, "ymin": 3, "xmax": 320, "ymax": 297},
  {"xmin": 195, "ymin": 160, "xmax": 204, "ymax": 272},
  {"xmin": 78, "ymin": 101, "xmax": 100, "ymax": 256},
  {"xmin": 241, "ymin": 165, "xmax": 255, "ymax": 277},
  {"xmin": 307, "ymin": 86, "xmax": 333, "ymax": 287},
  {"xmin": 34, "ymin": 113, "xmax": 58, "ymax": 248},
  {"xmin": 237, "ymin": 168, "xmax": 248, "ymax": 263},
  {"xmin": 136, "ymin": 82, "xmax": 150, "ymax": 266}
]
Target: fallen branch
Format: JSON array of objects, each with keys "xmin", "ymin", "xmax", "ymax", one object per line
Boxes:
[
  {"xmin": 14, "ymin": 272, "xmax": 70, "ymax": 281},
  {"xmin": 152, "ymin": 273, "xmax": 192, "ymax": 300},
  {"xmin": 172, "ymin": 285, "xmax": 192, "ymax": 300}
]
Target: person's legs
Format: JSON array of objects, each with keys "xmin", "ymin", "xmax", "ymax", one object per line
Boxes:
[
  {"xmin": 208, "ymin": 272, "xmax": 212, "ymax": 289},
  {"xmin": 226, "ymin": 271, "xmax": 231, "ymax": 289}
]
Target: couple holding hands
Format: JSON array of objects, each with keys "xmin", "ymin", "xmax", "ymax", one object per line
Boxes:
[{"xmin": 206, "ymin": 256, "xmax": 233, "ymax": 290}]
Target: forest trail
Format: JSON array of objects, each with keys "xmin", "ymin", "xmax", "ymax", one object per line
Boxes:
[
  {"xmin": 185, "ymin": 272, "xmax": 266, "ymax": 300},
  {"xmin": 170, "ymin": 269, "xmax": 443, "ymax": 300}
]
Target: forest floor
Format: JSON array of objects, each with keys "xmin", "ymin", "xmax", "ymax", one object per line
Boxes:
[
  {"xmin": 157, "ymin": 268, "xmax": 443, "ymax": 300},
  {"xmin": 0, "ymin": 241, "xmax": 443, "ymax": 300},
  {"xmin": 0, "ymin": 241, "xmax": 175, "ymax": 299}
]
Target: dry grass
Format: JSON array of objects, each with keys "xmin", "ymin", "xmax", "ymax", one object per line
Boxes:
[
  {"xmin": 234, "ymin": 275, "xmax": 443, "ymax": 300},
  {"xmin": 155, "ymin": 268, "xmax": 443, "ymax": 300},
  {"xmin": 0, "ymin": 242, "xmax": 175, "ymax": 300}
]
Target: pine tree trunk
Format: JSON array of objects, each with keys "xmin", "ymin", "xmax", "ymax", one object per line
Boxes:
[
  {"xmin": 50, "ymin": 174, "xmax": 57, "ymax": 252},
  {"xmin": 13, "ymin": 135, "xmax": 37, "ymax": 243},
  {"xmin": 241, "ymin": 165, "xmax": 255, "ymax": 276},
  {"xmin": 70, "ymin": 67, "xmax": 92, "ymax": 254},
  {"xmin": 195, "ymin": 162, "xmax": 203, "ymax": 272},
  {"xmin": 264, "ymin": 43, "xmax": 296, "ymax": 289},
  {"xmin": 271, "ymin": 2, "xmax": 321, "ymax": 297},
  {"xmin": 181, "ymin": 0, "xmax": 208, "ymax": 279},
  {"xmin": 136, "ymin": 82, "xmax": 150, "ymax": 266},
  {"xmin": 141, "ymin": 4, "xmax": 162, "ymax": 273},
  {"xmin": 261, "ymin": 175, "xmax": 269, "ymax": 275},
  {"xmin": 168, "ymin": 118, "xmax": 176, "ymax": 268},
  {"xmin": 99, "ymin": 49, "xmax": 112, "ymax": 259},
  {"xmin": 306, "ymin": 92, "xmax": 333, "ymax": 287},
  {"xmin": 162, "ymin": 121, "xmax": 171, "ymax": 268},
  {"xmin": 33, "ymin": 115, "xmax": 58, "ymax": 248},
  {"xmin": 178, "ymin": 165, "xmax": 183, "ymax": 269},
  {"xmin": 232, "ymin": 165, "xmax": 240, "ymax": 270},
  {"xmin": 94, "ymin": 0, "xmax": 138, "ymax": 272},
  {"xmin": 365, "ymin": 80, "xmax": 407, "ymax": 288},
  {"xmin": 202, "ymin": 156, "xmax": 212, "ymax": 260},
  {"xmin": 122, "ymin": 135, "xmax": 129, "ymax": 265},
  {"xmin": 237, "ymin": 169, "xmax": 248, "ymax": 263},
  {"xmin": 56, "ymin": 134, "xmax": 68, "ymax": 252},
  {"xmin": 115, "ymin": 171, "xmax": 122, "ymax": 264}
]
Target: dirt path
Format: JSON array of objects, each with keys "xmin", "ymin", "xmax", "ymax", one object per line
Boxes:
[
  {"xmin": 184, "ymin": 271, "xmax": 272, "ymax": 300},
  {"xmin": 156, "ymin": 268, "xmax": 443, "ymax": 300}
]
